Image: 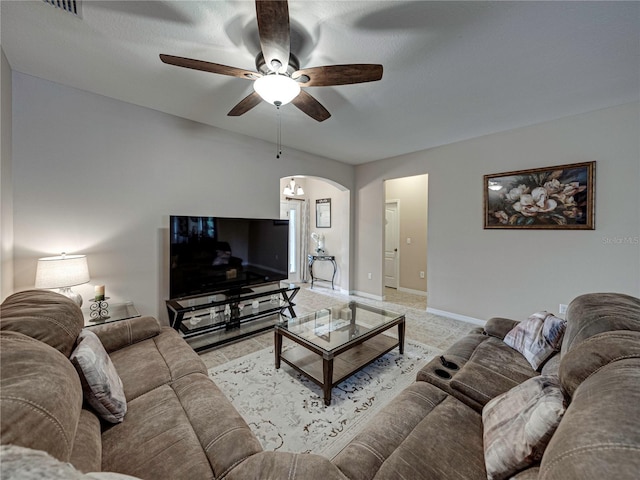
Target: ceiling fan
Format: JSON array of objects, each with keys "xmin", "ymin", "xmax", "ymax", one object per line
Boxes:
[{"xmin": 160, "ymin": 0, "xmax": 383, "ymax": 122}]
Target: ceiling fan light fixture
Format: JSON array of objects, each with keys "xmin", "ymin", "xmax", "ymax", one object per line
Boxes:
[{"xmin": 253, "ymin": 74, "xmax": 301, "ymax": 106}]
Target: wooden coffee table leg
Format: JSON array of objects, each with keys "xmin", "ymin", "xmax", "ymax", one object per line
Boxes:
[
  {"xmin": 398, "ymin": 319, "xmax": 405, "ymax": 354},
  {"xmin": 323, "ymin": 357, "xmax": 334, "ymax": 406},
  {"xmin": 275, "ymin": 330, "xmax": 282, "ymax": 369}
]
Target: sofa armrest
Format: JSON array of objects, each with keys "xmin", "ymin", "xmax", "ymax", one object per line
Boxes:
[
  {"xmin": 484, "ymin": 317, "xmax": 519, "ymax": 339},
  {"xmin": 226, "ymin": 452, "xmax": 348, "ymax": 480},
  {"xmin": 88, "ymin": 316, "xmax": 161, "ymax": 353}
]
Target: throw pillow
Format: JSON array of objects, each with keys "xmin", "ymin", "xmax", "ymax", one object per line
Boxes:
[
  {"xmin": 503, "ymin": 311, "xmax": 566, "ymax": 370},
  {"xmin": 70, "ymin": 329, "xmax": 127, "ymax": 423},
  {"xmin": 0, "ymin": 445, "xmax": 141, "ymax": 480},
  {"xmin": 482, "ymin": 375, "xmax": 566, "ymax": 480}
]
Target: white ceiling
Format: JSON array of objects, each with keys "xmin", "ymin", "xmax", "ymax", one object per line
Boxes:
[{"xmin": 2, "ymin": 1, "xmax": 639, "ymax": 165}]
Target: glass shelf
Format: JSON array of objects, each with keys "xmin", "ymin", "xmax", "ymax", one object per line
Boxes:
[{"xmin": 165, "ymin": 282, "xmax": 299, "ymax": 352}]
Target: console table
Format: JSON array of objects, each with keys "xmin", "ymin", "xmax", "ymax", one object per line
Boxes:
[{"xmin": 308, "ymin": 255, "xmax": 337, "ymax": 290}]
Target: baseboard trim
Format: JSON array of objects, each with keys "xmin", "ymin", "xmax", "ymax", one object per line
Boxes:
[
  {"xmin": 427, "ymin": 307, "xmax": 485, "ymax": 326},
  {"xmin": 395, "ymin": 287, "xmax": 428, "ymax": 297},
  {"xmin": 352, "ymin": 290, "xmax": 384, "ymax": 301}
]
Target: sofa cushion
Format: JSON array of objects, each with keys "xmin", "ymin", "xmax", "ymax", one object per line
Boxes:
[
  {"xmin": 101, "ymin": 374, "xmax": 262, "ymax": 480},
  {"xmin": 0, "ymin": 331, "xmax": 83, "ymax": 462},
  {"xmin": 0, "ymin": 289, "xmax": 84, "ymax": 357},
  {"xmin": 89, "ymin": 316, "xmax": 160, "ymax": 354},
  {"xmin": 449, "ymin": 337, "xmax": 538, "ymax": 408},
  {"xmin": 171, "ymin": 373, "xmax": 263, "ymax": 477},
  {"xmin": 504, "ymin": 311, "xmax": 566, "ymax": 370},
  {"xmin": 562, "ymin": 292, "xmax": 640, "ymax": 353},
  {"xmin": 482, "ymin": 375, "xmax": 566, "ymax": 480},
  {"xmin": 416, "ymin": 333, "xmax": 489, "ymax": 409},
  {"xmin": 69, "ymin": 409, "xmax": 102, "ymax": 473},
  {"xmin": 71, "ymin": 330, "xmax": 127, "ymax": 424},
  {"xmin": 418, "ymin": 333, "xmax": 538, "ymax": 411},
  {"xmin": 333, "ymin": 381, "xmax": 487, "ymax": 480},
  {"xmin": 227, "ymin": 452, "xmax": 348, "ymax": 480},
  {"xmin": 484, "ymin": 317, "xmax": 520, "ymax": 339},
  {"xmin": 559, "ymin": 330, "xmax": 640, "ymax": 397},
  {"xmin": 541, "ymin": 358, "xmax": 640, "ymax": 479},
  {"xmin": 101, "ymin": 382, "xmax": 215, "ymax": 479},
  {"xmin": 109, "ymin": 328, "xmax": 206, "ymax": 402}
]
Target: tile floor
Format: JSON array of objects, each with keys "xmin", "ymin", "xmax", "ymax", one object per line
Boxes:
[
  {"xmin": 199, "ymin": 283, "xmax": 478, "ymax": 370},
  {"xmin": 384, "ymin": 287, "xmax": 427, "ymax": 310}
]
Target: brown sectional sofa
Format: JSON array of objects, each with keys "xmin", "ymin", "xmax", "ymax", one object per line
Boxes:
[
  {"xmin": 0, "ymin": 290, "xmax": 339, "ymax": 479},
  {"xmin": 331, "ymin": 292, "xmax": 640, "ymax": 479},
  {"xmin": 1, "ymin": 289, "xmax": 639, "ymax": 479}
]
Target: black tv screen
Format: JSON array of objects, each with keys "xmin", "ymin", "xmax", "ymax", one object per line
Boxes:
[{"xmin": 169, "ymin": 216, "xmax": 289, "ymax": 299}]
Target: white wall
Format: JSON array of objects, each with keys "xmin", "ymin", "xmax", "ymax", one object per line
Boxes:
[
  {"xmin": 305, "ymin": 177, "xmax": 350, "ymax": 291},
  {"xmin": 356, "ymin": 102, "xmax": 640, "ymax": 321},
  {"xmin": 9, "ymin": 72, "xmax": 640, "ymax": 323},
  {"xmin": 11, "ymin": 72, "xmax": 354, "ymax": 321},
  {"xmin": 1, "ymin": 49, "xmax": 13, "ymax": 300}
]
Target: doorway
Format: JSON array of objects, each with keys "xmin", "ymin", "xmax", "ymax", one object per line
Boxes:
[
  {"xmin": 383, "ymin": 174, "xmax": 428, "ymax": 310},
  {"xmin": 280, "ymin": 200, "xmax": 302, "ymax": 283}
]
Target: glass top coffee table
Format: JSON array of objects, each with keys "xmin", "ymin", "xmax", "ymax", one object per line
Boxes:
[{"xmin": 274, "ymin": 301, "xmax": 405, "ymax": 406}]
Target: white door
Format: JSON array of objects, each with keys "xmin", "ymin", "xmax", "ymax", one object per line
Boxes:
[
  {"xmin": 281, "ymin": 200, "xmax": 302, "ymax": 283},
  {"xmin": 385, "ymin": 201, "xmax": 399, "ymax": 288}
]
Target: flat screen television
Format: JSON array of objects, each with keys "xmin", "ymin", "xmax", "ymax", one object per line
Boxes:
[{"xmin": 169, "ymin": 215, "xmax": 289, "ymax": 299}]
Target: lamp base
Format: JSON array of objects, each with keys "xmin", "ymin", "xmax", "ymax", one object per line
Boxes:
[{"xmin": 58, "ymin": 286, "xmax": 83, "ymax": 308}]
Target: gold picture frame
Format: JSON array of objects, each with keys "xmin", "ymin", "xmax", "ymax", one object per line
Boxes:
[{"xmin": 484, "ymin": 161, "xmax": 595, "ymax": 229}]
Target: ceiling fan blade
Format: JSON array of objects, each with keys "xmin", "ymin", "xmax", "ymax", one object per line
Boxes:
[
  {"xmin": 291, "ymin": 90, "xmax": 331, "ymax": 122},
  {"xmin": 292, "ymin": 64, "xmax": 383, "ymax": 87},
  {"xmin": 228, "ymin": 92, "xmax": 263, "ymax": 117},
  {"xmin": 160, "ymin": 54, "xmax": 260, "ymax": 80},
  {"xmin": 255, "ymin": 0, "xmax": 290, "ymax": 72}
]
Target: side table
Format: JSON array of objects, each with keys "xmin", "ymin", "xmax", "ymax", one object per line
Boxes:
[
  {"xmin": 82, "ymin": 300, "xmax": 140, "ymax": 327},
  {"xmin": 308, "ymin": 255, "xmax": 337, "ymax": 290}
]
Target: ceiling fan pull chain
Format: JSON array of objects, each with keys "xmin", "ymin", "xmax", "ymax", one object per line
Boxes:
[{"xmin": 276, "ymin": 105, "xmax": 282, "ymax": 159}]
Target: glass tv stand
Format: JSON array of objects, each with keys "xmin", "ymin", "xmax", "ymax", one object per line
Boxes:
[{"xmin": 166, "ymin": 282, "xmax": 299, "ymax": 352}]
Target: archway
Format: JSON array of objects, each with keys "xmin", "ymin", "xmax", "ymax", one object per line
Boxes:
[{"xmin": 279, "ymin": 176, "xmax": 350, "ymax": 291}]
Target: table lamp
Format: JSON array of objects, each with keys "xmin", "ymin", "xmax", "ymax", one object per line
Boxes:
[{"xmin": 35, "ymin": 253, "xmax": 90, "ymax": 307}]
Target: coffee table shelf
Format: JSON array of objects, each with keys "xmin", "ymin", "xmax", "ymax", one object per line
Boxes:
[{"xmin": 280, "ymin": 334, "xmax": 399, "ymax": 389}]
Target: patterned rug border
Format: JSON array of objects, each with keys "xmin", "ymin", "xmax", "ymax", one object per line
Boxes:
[{"xmin": 208, "ymin": 338, "xmax": 440, "ymax": 459}]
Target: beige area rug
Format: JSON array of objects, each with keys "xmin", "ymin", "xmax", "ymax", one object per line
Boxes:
[{"xmin": 209, "ymin": 339, "xmax": 439, "ymax": 459}]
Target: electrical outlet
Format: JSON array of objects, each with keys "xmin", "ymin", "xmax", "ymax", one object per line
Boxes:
[
  {"xmin": 367, "ymin": 273, "xmax": 372, "ymax": 280},
  {"xmin": 419, "ymin": 271, "xmax": 425, "ymax": 278},
  {"xmin": 559, "ymin": 304, "xmax": 568, "ymax": 314},
  {"xmin": 407, "ymin": 237, "xmax": 412, "ymax": 244}
]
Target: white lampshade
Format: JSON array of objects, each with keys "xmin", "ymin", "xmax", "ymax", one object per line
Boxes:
[
  {"xmin": 253, "ymin": 74, "xmax": 301, "ymax": 106},
  {"xmin": 35, "ymin": 254, "xmax": 90, "ymax": 288},
  {"xmin": 35, "ymin": 253, "xmax": 90, "ymax": 306}
]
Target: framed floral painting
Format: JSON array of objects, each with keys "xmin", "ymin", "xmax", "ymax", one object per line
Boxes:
[{"xmin": 484, "ymin": 161, "xmax": 595, "ymax": 229}]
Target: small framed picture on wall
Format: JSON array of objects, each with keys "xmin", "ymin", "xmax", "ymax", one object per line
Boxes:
[{"xmin": 316, "ymin": 198, "xmax": 331, "ymax": 228}]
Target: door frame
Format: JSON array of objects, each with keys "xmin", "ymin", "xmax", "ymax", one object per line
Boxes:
[
  {"xmin": 280, "ymin": 200, "xmax": 303, "ymax": 283},
  {"xmin": 384, "ymin": 199, "xmax": 400, "ymax": 289}
]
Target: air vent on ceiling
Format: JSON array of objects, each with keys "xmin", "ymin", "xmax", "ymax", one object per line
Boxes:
[{"xmin": 43, "ymin": 0, "xmax": 82, "ymax": 17}]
